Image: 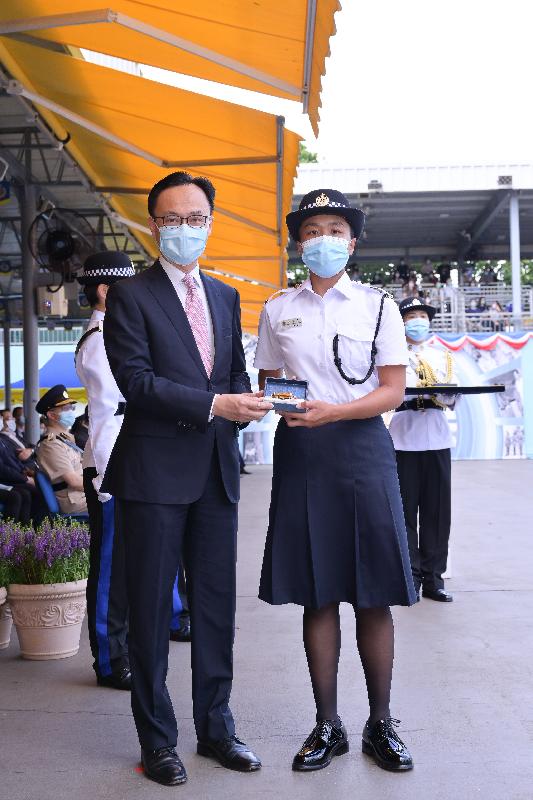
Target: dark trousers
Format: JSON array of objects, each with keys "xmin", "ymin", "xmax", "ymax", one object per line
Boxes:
[
  {"xmin": 84, "ymin": 468, "xmax": 129, "ymax": 677},
  {"xmin": 117, "ymin": 451, "xmax": 238, "ymax": 750},
  {"xmin": 395, "ymin": 449, "xmax": 452, "ymax": 592},
  {"xmin": 0, "ymin": 486, "xmax": 31, "ymax": 524}
]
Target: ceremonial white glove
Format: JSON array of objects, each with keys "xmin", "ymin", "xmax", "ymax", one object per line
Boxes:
[
  {"xmin": 435, "ymin": 392, "xmax": 458, "ymax": 409},
  {"xmin": 92, "ymin": 474, "xmax": 112, "ymax": 503}
]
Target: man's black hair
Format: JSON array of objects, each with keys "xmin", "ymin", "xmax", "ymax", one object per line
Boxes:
[
  {"xmin": 148, "ymin": 171, "xmax": 215, "ymax": 217},
  {"xmin": 83, "ymin": 284, "xmax": 100, "ymax": 308}
]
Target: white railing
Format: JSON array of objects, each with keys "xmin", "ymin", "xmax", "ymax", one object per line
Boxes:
[{"xmin": 0, "ymin": 327, "xmax": 84, "ymax": 345}]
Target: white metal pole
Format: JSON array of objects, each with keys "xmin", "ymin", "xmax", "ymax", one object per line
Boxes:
[{"xmin": 509, "ymin": 192, "xmax": 522, "ymax": 329}]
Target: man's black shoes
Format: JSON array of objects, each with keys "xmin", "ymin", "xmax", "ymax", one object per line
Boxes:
[
  {"xmin": 169, "ymin": 616, "xmax": 191, "ymax": 642},
  {"xmin": 422, "ymin": 587, "xmax": 453, "ymax": 602},
  {"xmin": 362, "ymin": 718, "xmax": 413, "ymax": 771},
  {"xmin": 292, "ymin": 718, "xmax": 349, "ymax": 771},
  {"xmin": 96, "ymin": 666, "xmax": 131, "ymax": 690},
  {"xmin": 141, "ymin": 746, "xmax": 187, "ymax": 786},
  {"xmin": 197, "ymin": 735, "xmax": 261, "ymax": 772}
]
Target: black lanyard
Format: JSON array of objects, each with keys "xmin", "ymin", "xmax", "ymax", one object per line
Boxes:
[{"xmin": 332, "ymin": 293, "xmax": 387, "ymax": 385}]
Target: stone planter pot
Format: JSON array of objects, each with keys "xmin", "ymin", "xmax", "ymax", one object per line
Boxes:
[
  {"xmin": 0, "ymin": 587, "xmax": 12, "ymax": 649},
  {"xmin": 8, "ymin": 580, "xmax": 87, "ymax": 660}
]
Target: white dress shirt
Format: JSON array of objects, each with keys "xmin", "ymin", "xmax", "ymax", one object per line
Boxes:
[
  {"xmin": 389, "ymin": 340, "xmax": 458, "ymax": 451},
  {"xmin": 254, "ymin": 273, "xmax": 409, "ymax": 403},
  {"xmin": 160, "ymin": 256, "xmax": 214, "ymax": 356},
  {"xmin": 75, "ymin": 309, "xmax": 125, "ymax": 498}
]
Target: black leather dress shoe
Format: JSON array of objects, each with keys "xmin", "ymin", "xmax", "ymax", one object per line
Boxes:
[
  {"xmin": 292, "ymin": 719, "xmax": 349, "ymax": 771},
  {"xmin": 362, "ymin": 718, "xmax": 413, "ymax": 771},
  {"xmin": 169, "ymin": 617, "xmax": 191, "ymax": 642},
  {"xmin": 96, "ymin": 667, "xmax": 131, "ymax": 690},
  {"xmin": 141, "ymin": 746, "xmax": 187, "ymax": 786},
  {"xmin": 197, "ymin": 735, "xmax": 261, "ymax": 772},
  {"xmin": 422, "ymin": 588, "xmax": 453, "ymax": 602}
]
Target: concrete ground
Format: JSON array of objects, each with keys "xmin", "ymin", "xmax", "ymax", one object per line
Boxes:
[{"xmin": 1, "ymin": 460, "xmax": 532, "ymax": 800}]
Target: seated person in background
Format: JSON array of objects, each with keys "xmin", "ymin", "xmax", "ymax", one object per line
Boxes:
[
  {"xmin": 0, "ymin": 433, "xmax": 43, "ymax": 525},
  {"xmin": 0, "ymin": 408, "xmax": 36, "ymax": 467},
  {"xmin": 396, "ymin": 257, "xmax": 410, "ymax": 282},
  {"xmin": 437, "ymin": 261, "xmax": 451, "ymax": 284},
  {"xmin": 71, "ymin": 405, "xmax": 89, "ymax": 451},
  {"xmin": 12, "ymin": 406, "xmax": 29, "ymax": 446},
  {"xmin": 35, "ymin": 385, "xmax": 87, "ymax": 515},
  {"xmin": 421, "ymin": 258, "xmax": 436, "ymax": 284}
]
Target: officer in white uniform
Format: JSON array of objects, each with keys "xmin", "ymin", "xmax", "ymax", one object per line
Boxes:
[
  {"xmin": 76, "ymin": 252, "xmax": 135, "ymax": 689},
  {"xmin": 255, "ymin": 189, "xmax": 416, "ymax": 774},
  {"xmin": 389, "ymin": 296, "xmax": 458, "ymax": 602}
]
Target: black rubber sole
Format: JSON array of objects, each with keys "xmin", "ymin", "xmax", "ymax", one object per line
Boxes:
[
  {"xmin": 292, "ymin": 740, "xmax": 349, "ymax": 772},
  {"xmin": 361, "ymin": 739, "xmax": 414, "ymax": 771},
  {"xmin": 196, "ymin": 743, "xmax": 261, "ymax": 772}
]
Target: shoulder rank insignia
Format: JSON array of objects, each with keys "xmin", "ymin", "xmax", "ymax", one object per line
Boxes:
[
  {"xmin": 265, "ymin": 287, "xmax": 296, "ymax": 304},
  {"xmin": 368, "ymin": 285, "xmax": 394, "ymax": 301}
]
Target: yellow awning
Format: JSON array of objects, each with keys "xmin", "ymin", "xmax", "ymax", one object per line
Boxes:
[
  {"xmin": 0, "ymin": 37, "xmax": 300, "ymax": 332},
  {"xmin": 0, "ymin": 1, "xmax": 340, "ymax": 136}
]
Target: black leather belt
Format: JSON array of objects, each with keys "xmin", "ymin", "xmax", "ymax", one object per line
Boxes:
[
  {"xmin": 395, "ymin": 398, "xmax": 444, "ymax": 412},
  {"xmin": 52, "ymin": 480, "xmax": 68, "ymax": 491}
]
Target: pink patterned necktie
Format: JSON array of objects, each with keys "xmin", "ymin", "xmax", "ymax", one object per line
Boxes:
[{"xmin": 182, "ymin": 272, "xmax": 212, "ymax": 375}]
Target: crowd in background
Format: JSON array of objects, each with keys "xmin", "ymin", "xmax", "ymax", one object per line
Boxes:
[
  {"xmin": 346, "ymin": 258, "xmax": 514, "ymax": 332},
  {"xmin": 0, "ymin": 403, "xmax": 88, "ymax": 526}
]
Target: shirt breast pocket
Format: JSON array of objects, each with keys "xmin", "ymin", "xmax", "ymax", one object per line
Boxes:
[{"xmin": 335, "ymin": 324, "xmax": 374, "ymax": 374}]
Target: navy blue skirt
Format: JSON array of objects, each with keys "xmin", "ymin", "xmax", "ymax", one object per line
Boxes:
[{"xmin": 259, "ymin": 416, "xmax": 417, "ymax": 610}]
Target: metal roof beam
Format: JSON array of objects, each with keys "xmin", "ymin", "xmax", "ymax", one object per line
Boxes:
[
  {"xmin": 457, "ymin": 190, "xmax": 511, "ymax": 258},
  {"xmin": 302, "ymin": 0, "xmax": 317, "ymax": 110},
  {"xmin": 0, "ymin": 9, "xmax": 300, "ymax": 96}
]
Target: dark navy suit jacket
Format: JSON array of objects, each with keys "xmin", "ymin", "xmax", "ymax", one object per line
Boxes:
[{"xmin": 102, "ymin": 261, "xmax": 251, "ymax": 505}]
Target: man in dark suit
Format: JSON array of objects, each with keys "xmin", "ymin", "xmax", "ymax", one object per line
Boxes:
[{"xmin": 103, "ymin": 171, "xmax": 271, "ymax": 787}]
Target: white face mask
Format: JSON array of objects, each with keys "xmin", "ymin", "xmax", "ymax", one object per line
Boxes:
[{"xmin": 6, "ymin": 419, "xmax": 16, "ymax": 432}]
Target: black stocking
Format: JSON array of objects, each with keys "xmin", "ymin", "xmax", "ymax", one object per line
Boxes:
[
  {"xmin": 303, "ymin": 603, "xmax": 341, "ymax": 722},
  {"xmin": 355, "ymin": 606, "xmax": 394, "ymax": 724}
]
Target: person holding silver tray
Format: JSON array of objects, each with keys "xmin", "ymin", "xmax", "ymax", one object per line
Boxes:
[{"xmin": 255, "ymin": 189, "xmax": 417, "ymax": 774}]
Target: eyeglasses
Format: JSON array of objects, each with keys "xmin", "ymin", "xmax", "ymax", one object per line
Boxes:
[{"xmin": 152, "ymin": 213, "xmax": 211, "ymax": 228}]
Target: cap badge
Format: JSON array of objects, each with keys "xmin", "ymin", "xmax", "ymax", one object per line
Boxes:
[
  {"xmin": 315, "ymin": 193, "xmax": 330, "ymax": 207},
  {"xmin": 412, "ymin": 299, "xmax": 421, "ymax": 305},
  {"xmin": 63, "ymin": 390, "xmax": 68, "ymax": 398}
]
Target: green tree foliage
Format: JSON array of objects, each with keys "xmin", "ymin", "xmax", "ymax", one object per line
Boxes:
[{"xmin": 298, "ymin": 143, "xmax": 318, "ymax": 163}]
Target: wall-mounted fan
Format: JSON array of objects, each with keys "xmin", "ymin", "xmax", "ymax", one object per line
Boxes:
[{"xmin": 28, "ymin": 208, "xmax": 97, "ymax": 285}]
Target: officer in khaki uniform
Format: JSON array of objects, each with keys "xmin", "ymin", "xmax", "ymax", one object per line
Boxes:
[{"xmin": 35, "ymin": 385, "xmax": 87, "ymax": 514}]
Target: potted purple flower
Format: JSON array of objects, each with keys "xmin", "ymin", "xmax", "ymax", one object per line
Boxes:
[
  {"xmin": 0, "ymin": 528, "xmax": 13, "ymax": 649},
  {"xmin": 3, "ymin": 519, "xmax": 90, "ymax": 660}
]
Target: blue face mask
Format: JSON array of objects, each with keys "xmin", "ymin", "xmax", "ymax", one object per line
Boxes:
[
  {"xmin": 405, "ymin": 318, "xmax": 430, "ymax": 342},
  {"xmin": 158, "ymin": 224, "xmax": 209, "ymax": 267},
  {"xmin": 58, "ymin": 410, "xmax": 76, "ymax": 430},
  {"xmin": 301, "ymin": 235, "xmax": 350, "ymax": 278}
]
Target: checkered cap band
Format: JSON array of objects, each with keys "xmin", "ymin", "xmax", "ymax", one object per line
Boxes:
[{"xmin": 84, "ymin": 266, "xmax": 134, "ymax": 278}]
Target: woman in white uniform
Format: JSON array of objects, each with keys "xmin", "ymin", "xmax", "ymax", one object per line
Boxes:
[
  {"xmin": 389, "ymin": 297, "xmax": 458, "ymax": 602},
  {"xmin": 255, "ymin": 189, "xmax": 417, "ymax": 774}
]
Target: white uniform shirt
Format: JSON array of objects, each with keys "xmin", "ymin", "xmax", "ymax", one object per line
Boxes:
[
  {"xmin": 389, "ymin": 340, "xmax": 457, "ymax": 451},
  {"xmin": 160, "ymin": 256, "xmax": 215, "ymax": 355},
  {"xmin": 254, "ymin": 273, "xmax": 409, "ymax": 403},
  {"xmin": 75, "ymin": 309, "xmax": 125, "ymax": 496}
]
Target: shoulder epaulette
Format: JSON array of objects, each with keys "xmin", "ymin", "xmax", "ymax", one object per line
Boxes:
[
  {"xmin": 74, "ymin": 322, "xmax": 102, "ymax": 361},
  {"xmin": 368, "ymin": 285, "xmax": 394, "ymax": 301},
  {"xmin": 265, "ymin": 287, "xmax": 296, "ymax": 304}
]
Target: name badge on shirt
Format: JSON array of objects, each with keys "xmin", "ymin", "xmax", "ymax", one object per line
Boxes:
[{"xmin": 280, "ymin": 317, "xmax": 303, "ymax": 329}]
